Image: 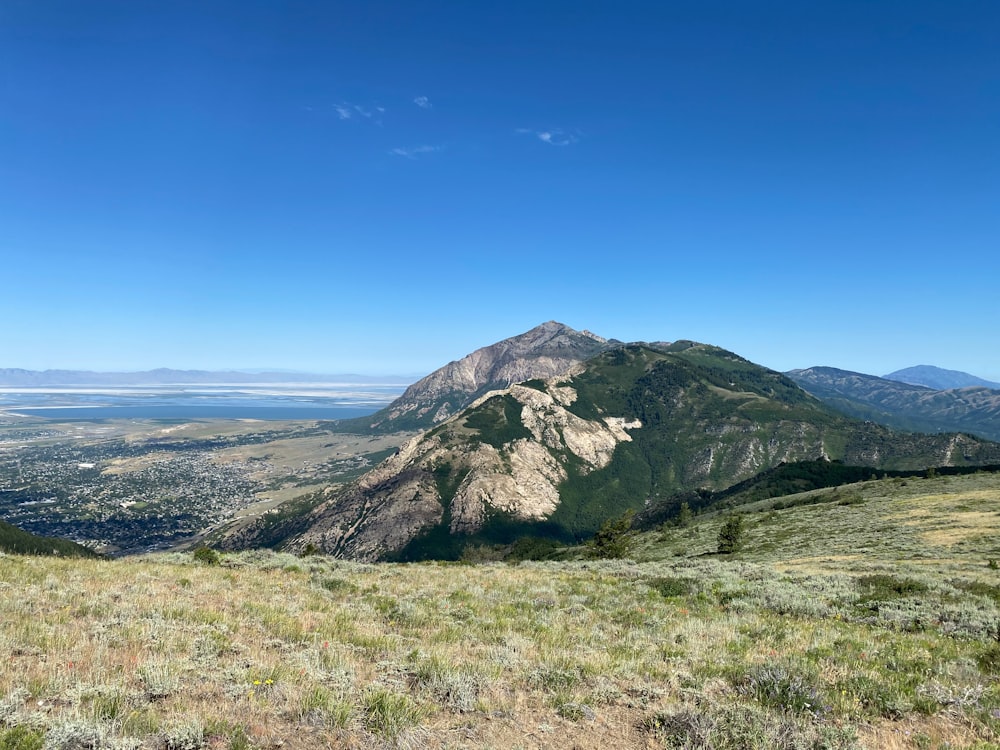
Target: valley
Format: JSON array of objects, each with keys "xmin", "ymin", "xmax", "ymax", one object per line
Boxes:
[{"xmin": 0, "ymin": 415, "xmax": 412, "ymax": 555}]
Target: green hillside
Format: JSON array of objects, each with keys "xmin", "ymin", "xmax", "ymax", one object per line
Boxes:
[
  {"xmin": 634, "ymin": 459, "xmax": 1000, "ymax": 530},
  {"xmin": 393, "ymin": 344, "xmax": 1000, "ymax": 560},
  {"xmin": 630, "ymin": 468, "xmax": 1000, "ymax": 584},
  {"xmin": 0, "ymin": 518, "xmax": 99, "ymax": 558}
]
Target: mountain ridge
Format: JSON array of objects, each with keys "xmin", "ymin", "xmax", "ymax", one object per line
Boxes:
[
  {"xmin": 884, "ymin": 364, "xmax": 1000, "ymax": 391},
  {"xmin": 223, "ymin": 337, "xmax": 1000, "ymax": 561},
  {"xmin": 787, "ymin": 366, "xmax": 1000, "ymax": 442}
]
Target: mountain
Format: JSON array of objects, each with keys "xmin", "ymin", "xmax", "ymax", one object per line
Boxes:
[
  {"xmin": 787, "ymin": 366, "xmax": 1000, "ymax": 442},
  {"xmin": 226, "ymin": 341, "xmax": 1000, "ymax": 561},
  {"xmin": 350, "ymin": 321, "xmax": 618, "ymax": 432},
  {"xmin": 0, "ymin": 368, "xmax": 408, "ymax": 386},
  {"xmin": 884, "ymin": 364, "xmax": 1000, "ymax": 391}
]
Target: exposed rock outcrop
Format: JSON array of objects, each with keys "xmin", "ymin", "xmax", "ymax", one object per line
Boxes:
[
  {"xmin": 364, "ymin": 321, "xmax": 617, "ymax": 431},
  {"xmin": 286, "ymin": 381, "xmax": 641, "ymax": 560}
]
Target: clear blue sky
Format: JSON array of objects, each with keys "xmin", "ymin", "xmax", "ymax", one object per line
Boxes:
[{"xmin": 2, "ymin": 1, "xmax": 998, "ymax": 379}]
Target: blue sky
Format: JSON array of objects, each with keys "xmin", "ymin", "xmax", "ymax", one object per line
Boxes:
[{"xmin": 2, "ymin": 1, "xmax": 998, "ymax": 379}]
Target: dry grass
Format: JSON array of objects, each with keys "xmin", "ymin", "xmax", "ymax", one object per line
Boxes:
[
  {"xmin": 2, "ymin": 471, "xmax": 1000, "ymax": 748},
  {"xmin": 1, "ymin": 547, "xmax": 998, "ymax": 749}
]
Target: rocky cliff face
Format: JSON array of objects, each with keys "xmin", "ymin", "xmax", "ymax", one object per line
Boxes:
[
  {"xmin": 284, "ymin": 381, "xmax": 641, "ymax": 560},
  {"xmin": 364, "ymin": 321, "xmax": 616, "ymax": 431}
]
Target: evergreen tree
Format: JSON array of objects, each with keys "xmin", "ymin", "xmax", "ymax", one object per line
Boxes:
[
  {"xmin": 589, "ymin": 510, "xmax": 635, "ymax": 559},
  {"xmin": 676, "ymin": 501, "xmax": 693, "ymax": 528},
  {"xmin": 717, "ymin": 514, "xmax": 744, "ymax": 554}
]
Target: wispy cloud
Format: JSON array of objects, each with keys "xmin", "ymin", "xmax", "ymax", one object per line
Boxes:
[
  {"xmin": 335, "ymin": 102, "xmax": 385, "ymax": 124},
  {"xmin": 413, "ymin": 96, "xmax": 432, "ymax": 109},
  {"xmin": 388, "ymin": 144, "xmax": 442, "ymax": 159},
  {"xmin": 516, "ymin": 127, "xmax": 580, "ymax": 146}
]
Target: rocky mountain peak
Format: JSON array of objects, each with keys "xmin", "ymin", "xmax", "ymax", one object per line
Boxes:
[{"xmin": 364, "ymin": 322, "xmax": 616, "ymax": 431}]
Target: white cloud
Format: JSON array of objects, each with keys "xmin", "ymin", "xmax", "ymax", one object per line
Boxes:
[
  {"xmin": 389, "ymin": 144, "xmax": 442, "ymax": 159},
  {"xmin": 515, "ymin": 127, "xmax": 579, "ymax": 146},
  {"xmin": 413, "ymin": 96, "xmax": 432, "ymax": 109},
  {"xmin": 536, "ymin": 129, "xmax": 578, "ymax": 146}
]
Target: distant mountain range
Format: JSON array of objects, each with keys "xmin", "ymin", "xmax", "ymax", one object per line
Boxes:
[
  {"xmin": 883, "ymin": 365, "xmax": 1000, "ymax": 391},
  {"xmin": 0, "ymin": 368, "xmax": 411, "ymax": 386},
  {"xmin": 222, "ymin": 323, "xmax": 1000, "ymax": 561},
  {"xmin": 786, "ymin": 367, "xmax": 1000, "ymax": 442}
]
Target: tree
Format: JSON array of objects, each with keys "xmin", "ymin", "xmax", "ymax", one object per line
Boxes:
[
  {"xmin": 676, "ymin": 501, "xmax": 693, "ymax": 528},
  {"xmin": 589, "ymin": 510, "xmax": 635, "ymax": 559},
  {"xmin": 717, "ymin": 514, "xmax": 744, "ymax": 554}
]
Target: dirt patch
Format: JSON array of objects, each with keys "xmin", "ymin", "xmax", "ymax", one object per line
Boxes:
[
  {"xmin": 464, "ymin": 700, "xmax": 663, "ymax": 750},
  {"xmin": 212, "ymin": 433, "xmax": 411, "ymax": 470},
  {"xmin": 773, "ymin": 554, "xmax": 862, "ymax": 574},
  {"xmin": 101, "ymin": 452, "xmax": 173, "ymax": 475},
  {"xmin": 890, "ymin": 490, "xmax": 1000, "ymax": 519},
  {"xmin": 886, "ymin": 490, "xmax": 1000, "ymax": 547},
  {"xmin": 920, "ymin": 517, "xmax": 999, "ymax": 547},
  {"xmin": 857, "ymin": 713, "xmax": 985, "ymax": 750}
]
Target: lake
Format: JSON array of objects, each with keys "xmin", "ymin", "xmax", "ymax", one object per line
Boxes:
[{"xmin": 0, "ymin": 383, "xmax": 410, "ymax": 421}]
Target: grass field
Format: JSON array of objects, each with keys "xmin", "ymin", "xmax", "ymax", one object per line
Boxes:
[{"xmin": 1, "ymin": 473, "xmax": 999, "ymax": 749}]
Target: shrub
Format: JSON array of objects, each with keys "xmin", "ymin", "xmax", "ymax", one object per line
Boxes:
[
  {"xmin": 361, "ymin": 687, "xmax": 427, "ymax": 740},
  {"xmin": 139, "ymin": 663, "xmax": 178, "ymax": 700},
  {"xmin": 192, "ymin": 546, "xmax": 220, "ymax": 565},
  {"xmin": 855, "ymin": 574, "xmax": 928, "ymax": 603},
  {"xmin": 0, "ymin": 727, "xmax": 44, "ymax": 750},
  {"xmin": 320, "ymin": 576, "xmax": 359, "ymax": 595},
  {"xmin": 162, "ymin": 719, "xmax": 204, "ymax": 750},
  {"xmin": 738, "ymin": 664, "xmax": 826, "ymax": 715},
  {"xmin": 978, "ymin": 643, "xmax": 1000, "ymax": 675},
  {"xmin": 39, "ymin": 722, "xmax": 107, "ymax": 750},
  {"xmin": 640, "ymin": 703, "xmax": 857, "ymax": 749},
  {"xmin": 647, "ymin": 576, "xmax": 695, "ymax": 598}
]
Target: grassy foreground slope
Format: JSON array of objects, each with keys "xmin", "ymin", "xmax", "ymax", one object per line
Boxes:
[{"xmin": 2, "ymin": 474, "xmax": 1000, "ymax": 749}]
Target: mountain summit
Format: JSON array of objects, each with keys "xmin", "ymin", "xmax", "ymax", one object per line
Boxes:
[
  {"xmin": 361, "ymin": 321, "xmax": 617, "ymax": 431},
  {"xmin": 883, "ymin": 365, "xmax": 1000, "ymax": 391}
]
